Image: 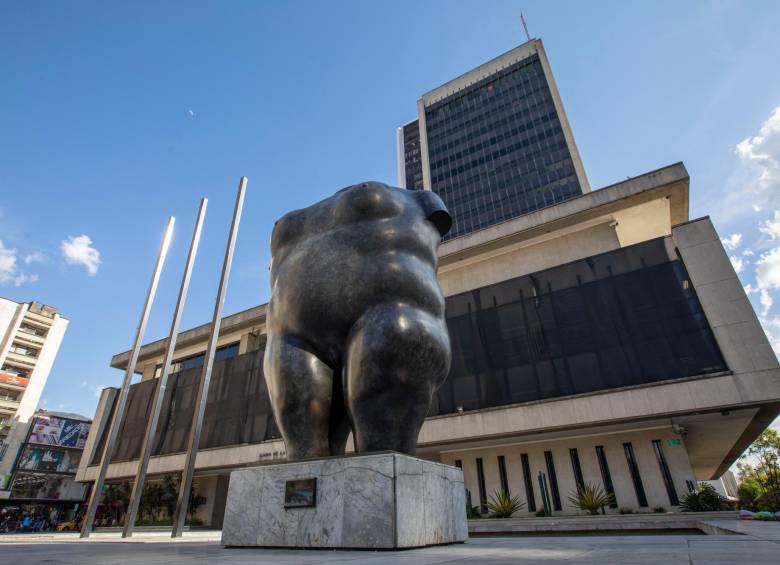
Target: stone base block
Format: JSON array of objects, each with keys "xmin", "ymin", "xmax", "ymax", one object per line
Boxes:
[{"xmin": 221, "ymin": 452, "xmax": 468, "ymax": 549}]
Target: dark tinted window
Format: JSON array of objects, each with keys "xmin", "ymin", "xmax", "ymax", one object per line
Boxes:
[
  {"xmin": 431, "ymin": 237, "xmax": 726, "ymax": 416},
  {"xmin": 424, "ymin": 53, "xmax": 582, "ymax": 239},
  {"xmin": 94, "ymin": 349, "xmax": 279, "ymax": 464}
]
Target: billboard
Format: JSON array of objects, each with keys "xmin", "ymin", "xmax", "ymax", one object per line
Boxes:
[
  {"xmin": 0, "ymin": 373, "xmax": 29, "ymax": 387},
  {"xmin": 17, "ymin": 446, "xmax": 81, "ymax": 474},
  {"xmin": 28, "ymin": 416, "xmax": 89, "ymax": 448}
]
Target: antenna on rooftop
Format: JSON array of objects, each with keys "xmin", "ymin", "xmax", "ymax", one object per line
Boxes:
[{"xmin": 521, "ymin": 12, "xmax": 531, "ymax": 42}]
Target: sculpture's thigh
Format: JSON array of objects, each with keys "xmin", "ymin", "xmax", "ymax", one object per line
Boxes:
[
  {"xmin": 263, "ymin": 334, "xmax": 334, "ymax": 460},
  {"xmin": 344, "ymin": 303, "xmax": 451, "ymax": 455}
]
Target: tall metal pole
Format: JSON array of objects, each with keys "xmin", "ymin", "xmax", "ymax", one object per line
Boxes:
[
  {"xmin": 171, "ymin": 177, "xmax": 247, "ymax": 537},
  {"xmin": 80, "ymin": 217, "xmax": 176, "ymax": 538},
  {"xmin": 122, "ymin": 199, "xmax": 208, "ymax": 538}
]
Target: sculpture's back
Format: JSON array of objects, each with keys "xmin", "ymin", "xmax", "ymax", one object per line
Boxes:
[{"xmin": 264, "ymin": 181, "xmax": 452, "ymax": 459}]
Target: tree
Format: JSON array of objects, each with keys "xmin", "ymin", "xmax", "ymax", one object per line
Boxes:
[
  {"xmin": 737, "ymin": 429, "xmax": 780, "ymax": 511},
  {"xmin": 139, "ymin": 481, "xmax": 165, "ymax": 523},
  {"xmin": 100, "ymin": 481, "xmax": 130, "ymax": 524}
]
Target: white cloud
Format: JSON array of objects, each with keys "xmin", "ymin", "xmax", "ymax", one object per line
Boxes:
[
  {"xmin": 743, "ymin": 249, "xmax": 755, "ymax": 256},
  {"xmin": 760, "ymin": 316, "xmax": 780, "ymax": 356},
  {"xmin": 188, "ymin": 109, "xmax": 195, "ymax": 117},
  {"xmin": 755, "ymin": 246, "xmax": 780, "ymax": 316},
  {"xmin": 721, "ymin": 233, "xmax": 743, "ymax": 251},
  {"xmin": 761, "ymin": 288, "xmax": 774, "ymax": 317},
  {"xmin": 720, "ymin": 108, "xmax": 780, "ymax": 221},
  {"xmin": 79, "ymin": 380, "xmax": 88, "ymax": 389},
  {"xmin": 23, "ymin": 250, "xmax": 47, "ymax": 264},
  {"xmin": 735, "ymin": 106, "xmax": 780, "ymax": 194},
  {"xmin": 60, "ymin": 234, "xmax": 101, "ymax": 276},
  {"xmin": 0, "ymin": 240, "xmax": 38, "ymax": 287},
  {"xmin": 729, "ymin": 255, "xmax": 746, "ymax": 273},
  {"xmin": 759, "ymin": 210, "xmax": 780, "ymax": 240}
]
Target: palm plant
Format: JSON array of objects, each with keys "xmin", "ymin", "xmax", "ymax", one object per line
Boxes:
[
  {"xmin": 486, "ymin": 489, "xmax": 526, "ymax": 518},
  {"xmin": 568, "ymin": 482, "xmax": 615, "ymax": 515},
  {"xmin": 679, "ymin": 483, "xmax": 728, "ymax": 512}
]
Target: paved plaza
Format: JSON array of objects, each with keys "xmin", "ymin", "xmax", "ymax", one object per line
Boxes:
[{"xmin": 1, "ymin": 522, "xmax": 779, "ymax": 564}]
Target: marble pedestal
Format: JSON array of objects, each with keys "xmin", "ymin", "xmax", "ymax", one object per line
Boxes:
[{"xmin": 221, "ymin": 452, "xmax": 468, "ymax": 549}]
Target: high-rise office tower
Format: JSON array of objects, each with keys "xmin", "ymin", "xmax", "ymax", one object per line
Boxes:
[
  {"xmin": 0, "ymin": 298, "xmax": 68, "ymax": 493},
  {"xmin": 397, "ymin": 38, "xmax": 590, "ymax": 239}
]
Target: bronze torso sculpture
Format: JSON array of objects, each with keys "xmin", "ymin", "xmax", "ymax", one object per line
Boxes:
[{"xmin": 264, "ymin": 181, "xmax": 452, "ymax": 460}]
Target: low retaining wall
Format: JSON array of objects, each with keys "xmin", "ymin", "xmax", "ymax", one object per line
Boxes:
[{"xmin": 469, "ymin": 511, "xmax": 739, "ymax": 535}]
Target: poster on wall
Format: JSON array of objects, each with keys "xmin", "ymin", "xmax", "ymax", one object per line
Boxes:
[
  {"xmin": 28, "ymin": 416, "xmax": 89, "ymax": 448},
  {"xmin": 18, "ymin": 448, "xmax": 64, "ymax": 472},
  {"xmin": 17, "ymin": 447, "xmax": 80, "ymax": 473}
]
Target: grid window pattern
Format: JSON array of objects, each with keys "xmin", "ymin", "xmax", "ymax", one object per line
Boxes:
[
  {"xmin": 429, "ymin": 236, "xmax": 726, "ymax": 416},
  {"xmin": 403, "ymin": 120, "xmax": 424, "ymax": 190},
  {"xmin": 422, "ymin": 53, "xmax": 582, "ymax": 240}
]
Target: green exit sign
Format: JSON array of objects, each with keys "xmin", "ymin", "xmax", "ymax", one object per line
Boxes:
[{"xmin": 667, "ymin": 438, "xmax": 682, "ymax": 446}]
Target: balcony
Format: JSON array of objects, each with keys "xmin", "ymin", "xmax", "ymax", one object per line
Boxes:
[
  {"xmin": 22, "ymin": 309, "xmax": 55, "ymax": 326},
  {"xmin": 0, "ymin": 398, "xmax": 20, "ymax": 413},
  {"xmin": 4, "ymin": 351, "xmax": 36, "ymax": 368},
  {"xmin": 9, "ymin": 343, "xmax": 39, "ymax": 360},
  {"xmin": 14, "ymin": 328, "xmax": 46, "ymax": 346}
]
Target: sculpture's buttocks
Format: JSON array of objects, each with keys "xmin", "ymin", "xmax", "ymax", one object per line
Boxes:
[{"xmin": 264, "ymin": 182, "xmax": 452, "ymax": 459}]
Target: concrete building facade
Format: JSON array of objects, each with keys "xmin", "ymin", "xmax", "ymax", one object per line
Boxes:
[
  {"xmin": 77, "ymin": 163, "xmax": 780, "ymax": 525},
  {"xmin": 0, "ymin": 299, "xmax": 69, "ymax": 494}
]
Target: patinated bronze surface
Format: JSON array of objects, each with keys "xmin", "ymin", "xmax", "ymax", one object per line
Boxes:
[{"xmin": 264, "ymin": 181, "xmax": 452, "ymax": 460}]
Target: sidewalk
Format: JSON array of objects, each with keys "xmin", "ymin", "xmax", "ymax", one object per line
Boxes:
[{"xmin": 0, "ymin": 528, "xmax": 779, "ymax": 564}]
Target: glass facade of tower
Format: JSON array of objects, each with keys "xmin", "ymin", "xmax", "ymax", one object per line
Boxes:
[
  {"xmin": 423, "ymin": 52, "xmax": 583, "ymax": 240},
  {"xmin": 402, "ymin": 120, "xmax": 424, "ymax": 190}
]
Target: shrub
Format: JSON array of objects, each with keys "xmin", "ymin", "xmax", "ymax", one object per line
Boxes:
[
  {"xmin": 535, "ymin": 509, "xmax": 550, "ymax": 517},
  {"xmin": 679, "ymin": 483, "xmax": 728, "ymax": 512},
  {"xmin": 466, "ymin": 503, "xmax": 482, "ymax": 519},
  {"xmin": 567, "ymin": 482, "xmax": 615, "ymax": 515},
  {"xmin": 486, "ymin": 489, "xmax": 526, "ymax": 518},
  {"xmin": 652, "ymin": 507, "xmax": 666, "ymax": 513}
]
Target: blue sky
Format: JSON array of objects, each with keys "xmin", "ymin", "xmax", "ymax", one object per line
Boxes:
[{"xmin": 2, "ymin": 1, "xmax": 780, "ymax": 430}]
